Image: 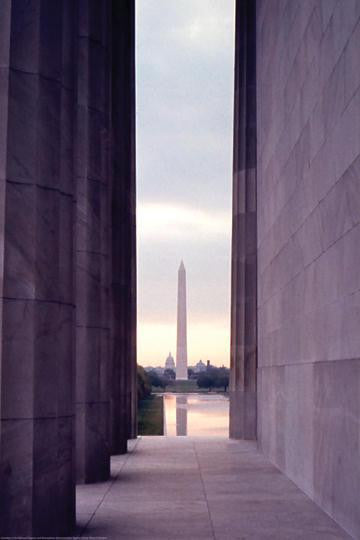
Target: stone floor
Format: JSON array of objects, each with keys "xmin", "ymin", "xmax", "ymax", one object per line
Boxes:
[{"xmin": 76, "ymin": 437, "xmax": 350, "ymax": 540}]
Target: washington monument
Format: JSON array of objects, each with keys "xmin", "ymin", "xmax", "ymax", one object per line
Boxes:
[{"xmin": 176, "ymin": 261, "xmax": 188, "ymax": 380}]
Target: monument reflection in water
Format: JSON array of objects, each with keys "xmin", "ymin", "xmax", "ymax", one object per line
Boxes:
[{"xmin": 164, "ymin": 394, "xmax": 229, "ymax": 436}]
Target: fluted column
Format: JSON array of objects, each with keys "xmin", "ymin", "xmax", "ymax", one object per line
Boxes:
[
  {"xmin": 75, "ymin": 0, "xmax": 112, "ymax": 483},
  {"xmin": 0, "ymin": 0, "xmax": 77, "ymax": 535},
  {"xmin": 110, "ymin": 0, "xmax": 137, "ymax": 454},
  {"xmin": 229, "ymin": 0, "xmax": 257, "ymax": 440}
]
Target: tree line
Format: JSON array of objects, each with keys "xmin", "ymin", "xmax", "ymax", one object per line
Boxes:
[{"xmin": 138, "ymin": 365, "xmax": 229, "ymax": 399}]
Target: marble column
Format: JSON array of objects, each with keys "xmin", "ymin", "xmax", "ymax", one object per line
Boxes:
[
  {"xmin": 110, "ymin": 0, "xmax": 137, "ymax": 454},
  {"xmin": 229, "ymin": 0, "xmax": 257, "ymax": 440},
  {"xmin": 0, "ymin": 0, "xmax": 77, "ymax": 535},
  {"xmin": 75, "ymin": 0, "xmax": 112, "ymax": 483}
]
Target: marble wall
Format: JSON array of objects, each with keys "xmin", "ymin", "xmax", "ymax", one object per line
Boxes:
[
  {"xmin": 0, "ymin": 0, "xmax": 136, "ymax": 536},
  {"xmin": 255, "ymin": 0, "xmax": 360, "ymax": 537}
]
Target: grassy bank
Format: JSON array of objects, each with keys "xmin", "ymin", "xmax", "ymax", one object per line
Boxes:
[
  {"xmin": 164, "ymin": 379, "xmax": 200, "ymax": 393},
  {"xmin": 138, "ymin": 395, "xmax": 164, "ymax": 435}
]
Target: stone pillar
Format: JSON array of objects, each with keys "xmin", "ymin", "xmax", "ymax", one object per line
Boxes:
[
  {"xmin": 0, "ymin": 0, "xmax": 77, "ymax": 535},
  {"xmin": 75, "ymin": 0, "xmax": 112, "ymax": 483},
  {"xmin": 229, "ymin": 0, "xmax": 257, "ymax": 440},
  {"xmin": 110, "ymin": 0, "xmax": 137, "ymax": 454}
]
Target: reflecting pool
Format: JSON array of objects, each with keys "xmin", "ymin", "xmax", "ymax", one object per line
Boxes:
[{"xmin": 163, "ymin": 393, "xmax": 229, "ymax": 437}]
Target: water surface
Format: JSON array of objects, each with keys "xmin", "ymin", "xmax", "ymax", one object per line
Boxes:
[{"xmin": 163, "ymin": 393, "xmax": 229, "ymax": 436}]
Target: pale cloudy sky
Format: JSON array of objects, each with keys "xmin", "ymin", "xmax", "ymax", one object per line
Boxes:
[{"xmin": 136, "ymin": 0, "xmax": 235, "ymax": 367}]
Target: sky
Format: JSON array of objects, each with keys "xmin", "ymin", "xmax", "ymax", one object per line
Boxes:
[{"xmin": 136, "ymin": 0, "xmax": 235, "ymax": 368}]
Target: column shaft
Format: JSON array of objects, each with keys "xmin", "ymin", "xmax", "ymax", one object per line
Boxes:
[
  {"xmin": 0, "ymin": 0, "xmax": 77, "ymax": 535},
  {"xmin": 75, "ymin": 0, "xmax": 112, "ymax": 483},
  {"xmin": 230, "ymin": 0, "xmax": 257, "ymax": 440},
  {"xmin": 110, "ymin": 0, "xmax": 137, "ymax": 454}
]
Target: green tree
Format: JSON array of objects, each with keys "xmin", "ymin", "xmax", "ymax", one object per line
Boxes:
[
  {"xmin": 196, "ymin": 366, "xmax": 229, "ymax": 391},
  {"xmin": 217, "ymin": 367, "xmax": 230, "ymax": 391},
  {"xmin": 148, "ymin": 369, "xmax": 166, "ymax": 389},
  {"xmin": 137, "ymin": 365, "xmax": 151, "ymax": 401},
  {"xmin": 197, "ymin": 372, "xmax": 215, "ymax": 390},
  {"xmin": 164, "ymin": 368, "xmax": 175, "ymax": 380}
]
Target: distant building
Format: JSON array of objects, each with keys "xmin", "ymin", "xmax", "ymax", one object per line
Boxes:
[
  {"xmin": 165, "ymin": 352, "xmax": 175, "ymax": 370},
  {"xmin": 194, "ymin": 360, "xmax": 206, "ymax": 373}
]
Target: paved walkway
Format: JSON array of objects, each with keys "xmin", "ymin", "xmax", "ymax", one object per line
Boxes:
[{"xmin": 76, "ymin": 437, "xmax": 350, "ymax": 540}]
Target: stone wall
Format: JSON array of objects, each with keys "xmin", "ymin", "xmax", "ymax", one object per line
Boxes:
[{"xmin": 256, "ymin": 1, "xmax": 360, "ymax": 537}]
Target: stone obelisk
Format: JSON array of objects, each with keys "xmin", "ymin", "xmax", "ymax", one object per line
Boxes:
[{"xmin": 176, "ymin": 261, "xmax": 188, "ymax": 380}]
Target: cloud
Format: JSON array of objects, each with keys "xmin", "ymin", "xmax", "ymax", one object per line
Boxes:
[
  {"xmin": 138, "ymin": 202, "xmax": 231, "ymax": 242},
  {"xmin": 137, "ymin": 0, "xmax": 235, "ymax": 54},
  {"xmin": 136, "ymin": 0, "xmax": 234, "ymax": 367},
  {"xmin": 136, "ymin": 0, "xmax": 235, "ymax": 212},
  {"xmin": 169, "ymin": 8, "xmax": 234, "ymax": 54}
]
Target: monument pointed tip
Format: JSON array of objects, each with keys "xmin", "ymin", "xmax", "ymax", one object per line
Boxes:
[{"xmin": 179, "ymin": 260, "xmax": 185, "ymax": 270}]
